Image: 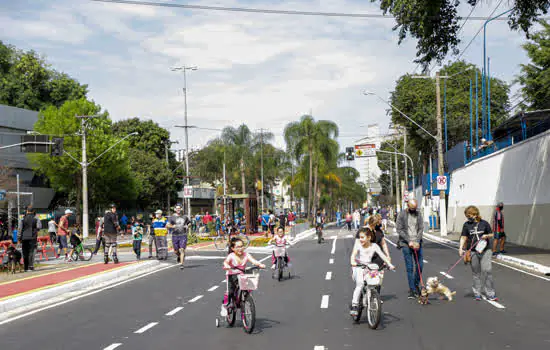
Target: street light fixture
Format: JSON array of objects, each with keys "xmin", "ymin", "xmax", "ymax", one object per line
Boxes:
[{"xmin": 171, "ymin": 65, "xmax": 198, "ymax": 219}]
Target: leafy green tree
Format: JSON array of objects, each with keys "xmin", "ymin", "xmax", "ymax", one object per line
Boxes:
[
  {"xmin": 373, "ymin": 0, "xmax": 550, "ymax": 68},
  {"xmin": 389, "ymin": 61, "xmax": 509, "ymax": 159},
  {"xmin": 0, "ymin": 40, "xmax": 88, "ymax": 110},
  {"xmin": 516, "ymin": 20, "xmax": 550, "ymax": 110},
  {"xmin": 29, "ymin": 99, "xmax": 137, "ymax": 216},
  {"xmin": 221, "ymin": 124, "xmax": 258, "ymax": 194}
]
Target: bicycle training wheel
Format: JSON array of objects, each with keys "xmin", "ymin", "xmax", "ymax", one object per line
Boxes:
[
  {"xmin": 80, "ymin": 248, "xmax": 93, "ymax": 261},
  {"xmin": 214, "ymin": 236, "xmax": 229, "ymax": 251},
  {"xmin": 367, "ymin": 289, "xmax": 382, "ymax": 329},
  {"xmin": 241, "ymin": 293, "xmax": 256, "ymax": 334}
]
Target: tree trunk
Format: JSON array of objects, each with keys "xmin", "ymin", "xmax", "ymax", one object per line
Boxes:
[
  {"xmin": 311, "ymin": 163, "xmax": 318, "ymax": 224},
  {"xmin": 255, "ymin": 178, "xmax": 260, "ymax": 212},
  {"xmin": 240, "ymin": 157, "xmax": 246, "ymax": 194},
  {"xmin": 307, "ymin": 144, "xmax": 313, "ymax": 218}
]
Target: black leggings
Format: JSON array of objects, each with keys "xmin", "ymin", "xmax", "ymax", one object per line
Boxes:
[{"xmin": 226, "ymin": 274, "xmax": 239, "ymax": 305}]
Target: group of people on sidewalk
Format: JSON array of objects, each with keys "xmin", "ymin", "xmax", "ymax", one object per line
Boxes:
[{"xmin": 349, "ymin": 198, "xmax": 501, "ymax": 312}]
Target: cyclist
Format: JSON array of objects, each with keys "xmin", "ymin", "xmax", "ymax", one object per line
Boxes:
[
  {"xmin": 222, "ymin": 237, "xmax": 265, "ymax": 310},
  {"xmin": 350, "ymin": 228, "xmax": 395, "ymax": 316},
  {"xmin": 315, "ymin": 209, "xmax": 325, "ymax": 241},
  {"xmin": 268, "ymin": 227, "xmax": 290, "ymax": 269},
  {"xmin": 67, "ymin": 223, "xmax": 82, "ymax": 262}
]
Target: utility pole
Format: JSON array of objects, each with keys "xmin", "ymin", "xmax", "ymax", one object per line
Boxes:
[
  {"xmin": 403, "ymin": 127, "xmax": 408, "ymax": 191},
  {"xmin": 76, "ymin": 115, "xmax": 98, "ymax": 239},
  {"xmin": 171, "ymin": 65, "xmax": 197, "ymax": 219},
  {"xmin": 260, "ymin": 128, "xmax": 264, "ymax": 213},
  {"xmin": 394, "ymin": 152, "xmax": 400, "ymax": 212},
  {"xmin": 164, "ymin": 140, "xmax": 179, "ymax": 216},
  {"xmin": 435, "ymin": 71, "xmax": 447, "ymax": 236},
  {"xmin": 16, "ymin": 173, "xmax": 20, "ymax": 232}
]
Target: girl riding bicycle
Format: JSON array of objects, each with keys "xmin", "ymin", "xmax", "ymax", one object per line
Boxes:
[
  {"xmin": 222, "ymin": 238, "xmax": 265, "ymax": 308},
  {"xmin": 268, "ymin": 227, "xmax": 291, "ymax": 269},
  {"xmin": 350, "ymin": 228, "xmax": 395, "ymax": 316}
]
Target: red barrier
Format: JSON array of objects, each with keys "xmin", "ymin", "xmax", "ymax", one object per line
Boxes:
[{"xmin": 36, "ymin": 236, "xmax": 56, "ymax": 261}]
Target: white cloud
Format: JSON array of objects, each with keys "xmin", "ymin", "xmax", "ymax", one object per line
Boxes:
[{"xmin": 0, "ymin": 0, "xmax": 533, "ymax": 150}]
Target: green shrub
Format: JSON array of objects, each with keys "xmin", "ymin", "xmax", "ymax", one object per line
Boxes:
[{"xmin": 248, "ymin": 237, "xmax": 271, "ymax": 247}]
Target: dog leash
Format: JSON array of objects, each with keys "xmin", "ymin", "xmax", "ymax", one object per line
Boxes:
[
  {"xmin": 413, "ymin": 248, "xmax": 425, "ymax": 288},
  {"xmin": 441, "ymin": 239, "xmax": 481, "ymax": 279}
]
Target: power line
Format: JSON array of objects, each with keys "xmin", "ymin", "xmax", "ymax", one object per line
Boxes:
[{"xmin": 89, "ymin": 0, "xmax": 526, "ymax": 21}]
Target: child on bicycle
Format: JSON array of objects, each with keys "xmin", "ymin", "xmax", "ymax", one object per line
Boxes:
[
  {"xmin": 222, "ymin": 237, "xmax": 265, "ymax": 310},
  {"xmin": 67, "ymin": 223, "xmax": 83, "ymax": 262},
  {"xmin": 268, "ymin": 227, "xmax": 291, "ymax": 269},
  {"xmin": 350, "ymin": 228, "xmax": 395, "ymax": 316}
]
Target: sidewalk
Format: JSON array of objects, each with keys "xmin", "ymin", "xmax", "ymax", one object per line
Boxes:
[{"xmin": 424, "ymin": 230, "xmax": 550, "ymax": 275}]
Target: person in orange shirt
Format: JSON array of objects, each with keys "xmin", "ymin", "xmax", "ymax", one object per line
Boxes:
[{"xmin": 55, "ymin": 209, "xmax": 72, "ymax": 259}]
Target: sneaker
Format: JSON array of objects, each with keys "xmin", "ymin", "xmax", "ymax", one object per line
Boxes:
[
  {"xmin": 104, "ymin": 256, "xmax": 109, "ymax": 264},
  {"xmin": 492, "ymin": 252, "xmax": 499, "ymax": 256},
  {"xmin": 500, "ymin": 250, "xmax": 507, "ymax": 254},
  {"xmin": 474, "ymin": 295, "xmax": 482, "ymax": 301},
  {"xmin": 350, "ymin": 305, "xmax": 359, "ymax": 316},
  {"xmin": 271, "ymin": 265, "xmax": 276, "ymax": 270},
  {"xmin": 113, "ymin": 257, "xmax": 119, "ymax": 264},
  {"xmin": 180, "ymin": 265, "xmax": 184, "ymax": 270},
  {"xmin": 408, "ymin": 290, "xmax": 416, "ymax": 299},
  {"xmin": 220, "ymin": 305, "xmax": 228, "ymax": 317},
  {"xmin": 487, "ymin": 296, "xmax": 499, "ymax": 302}
]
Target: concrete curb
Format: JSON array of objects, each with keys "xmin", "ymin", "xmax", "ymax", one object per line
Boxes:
[
  {"xmin": 424, "ymin": 233, "xmax": 550, "ymax": 275},
  {"xmin": 0, "ymin": 260, "xmax": 162, "ymax": 321}
]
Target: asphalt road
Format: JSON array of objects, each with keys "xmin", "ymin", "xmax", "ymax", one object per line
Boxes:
[{"xmin": 1, "ymin": 226, "xmax": 549, "ymax": 350}]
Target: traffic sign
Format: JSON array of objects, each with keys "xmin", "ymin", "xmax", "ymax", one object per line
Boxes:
[
  {"xmin": 354, "ymin": 143, "xmax": 376, "ymax": 157},
  {"xmin": 183, "ymin": 186, "xmax": 193, "ymax": 198},
  {"xmin": 436, "ymin": 176, "xmax": 448, "ymax": 190}
]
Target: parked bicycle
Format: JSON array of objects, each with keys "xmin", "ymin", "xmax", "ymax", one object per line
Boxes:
[
  {"xmin": 216, "ymin": 266, "xmax": 261, "ymax": 333},
  {"xmin": 351, "ymin": 263, "xmax": 387, "ymax": 329},
  {"xmin": 214, "ymin": 224, "xmax": 250, "ymax": 251}
]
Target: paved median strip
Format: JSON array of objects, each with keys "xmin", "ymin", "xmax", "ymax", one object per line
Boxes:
[
  {"xmin": 165, "ymin": 306, "xmax": 183, "ymax": 316},
  {"xmin": 134, "ymin": 322, "xmax": 158, "ymax": 334}
]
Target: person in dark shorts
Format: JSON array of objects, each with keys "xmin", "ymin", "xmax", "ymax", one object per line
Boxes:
[
  {"xmin": 167, "ymin": 203, "xmax": 191, "ymax": 270},
  {"xmin": 103, "ymin": 204, "xmax": 121, "ymax": 264},
  {"xmin": 492, "ymin": 202, "xmax": 506, "ymax": 255}
]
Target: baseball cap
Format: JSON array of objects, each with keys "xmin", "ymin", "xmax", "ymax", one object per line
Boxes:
[
  {"xmin": 155, "ymin": 210, "xmax": 163, "ymax": 214},
  {"xmin": 65, "ymin": 209, "xmax": 73, "ymax": 214}
]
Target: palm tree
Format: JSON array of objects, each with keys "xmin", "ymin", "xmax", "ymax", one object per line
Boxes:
[
  {"xmin": 284, "ymin": 115, "xmax": 338, "ymax": 218},
  {"xmin": 221, "ymin": 124, "xmax": 255, "ymax": 194}
]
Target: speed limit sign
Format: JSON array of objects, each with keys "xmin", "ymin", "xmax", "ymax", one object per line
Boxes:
[{"xmin": 436, "ymin": 176, "xmax": 447, "ymax": 190}]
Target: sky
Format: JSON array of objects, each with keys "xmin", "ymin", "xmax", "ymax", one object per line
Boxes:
[{"xmin": 0, "ymin": 0, "xmax": 535, "ymax": 152}]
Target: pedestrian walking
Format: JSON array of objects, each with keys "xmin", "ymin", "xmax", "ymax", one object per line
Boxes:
[
  {"xmin": 167, "ymin": 204, "xmax": 190, "ymax": 269},
  {"xmin": 396, "ymin": 199, "xmax": 424, "ymax": 299},
  {"xmin": 152, "ymin": 210, "xmax": 168, "ymax": 260},
  {"xmin": 132, "ymin": 218, "xmax": 144, "ymax": 260},
  {"xmin": 93, "ymin": 214, "xmax": 105, "ymax": 255},
  {"xmin": 459, "ymin": 205, "xmax": 498, "ymax": 301},
  {"xmin": 103, "ymin": 204, "xmax": 121, "ymax": 264},
  {"xmin": 345, "ymin": 212, "xmax": 352, "ymax": 231},
  {"xmin": 55, "ymin": 209, "xmax": 72, "ymax": 259},
  {"xmin": 335, "ymin": 210, "xmax": 341, "ymax": 227},
  {"xmin": 492, "ymin": 202, "xmax": 506, "ymax": 255},
  {"xmin": 19, "ymin": 206, "xmax": 41, "ymax": 271},
  {"xmin": 47, "ymin": 217, "xmax": 57, "ymax": 250},
  {"xmin": 147, "ymin": 213, "xmax": 156, "ymax": 259},
  {"xmin": 353, "ymin": 210, "xmax": 361, "ymax": 230}
]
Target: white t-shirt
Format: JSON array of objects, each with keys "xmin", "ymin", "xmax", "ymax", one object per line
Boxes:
[{"xmin": 354, "ymin": 243, "xmax": 390, "ymax": 266}]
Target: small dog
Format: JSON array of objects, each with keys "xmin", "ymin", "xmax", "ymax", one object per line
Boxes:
[
  {"xmin": 6, "ymin": 246, "xmax": 23, "ymax": 274},
  {"xmin": 426, "ymin": 276, "xmax": 456, "ymax": 301},
  {"xmin": 418, "ymin": 287, "xmax": 430, "ymax": 305}
]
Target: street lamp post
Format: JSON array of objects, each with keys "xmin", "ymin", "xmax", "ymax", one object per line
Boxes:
[{"xmin": 171, "ymin": 65, "xmax": 198, "ymax": 219}]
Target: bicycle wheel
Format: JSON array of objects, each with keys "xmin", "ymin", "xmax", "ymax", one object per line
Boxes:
[
  {"xmin": 239, "ymin": 233, "xmax": 250, "ymax": 248},
  {"xmin": 317, "ymin": 229, "xmax": 322, "ymax": 244},
  {"xmin": 226, "ymin": 303, "xmax": 236, "ymax": 327},
  {"xmin": 214, "ymin": 235, "xmax": 229, "ymax": 251},
  {"xmin": 277, "ymin": 257, "xmax": 283, "ymax": 281},
  {"xmin": 241, "ymin": 293, "xmax": 256, "ymax": 334},
  {"xmin": 367, "ymin": 289, "xmax": 382, "ymax": 329},
  {"xmin": 71, "ymin": 250, "xmax": 79, "ymax": 261},
  {"xmin": 80, "ymin": 248, "xmax": 93, "ymax": 261}
]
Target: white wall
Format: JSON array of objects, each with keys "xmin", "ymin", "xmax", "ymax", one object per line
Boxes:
[{"xmin": 447, "ymin": 129, "xmax": 550, "ymax": 249}]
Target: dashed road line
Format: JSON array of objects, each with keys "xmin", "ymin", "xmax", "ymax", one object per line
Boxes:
[
  {"xmin": 331, "ymin": 237, "xmax": 337, "ymax": 254},
  {"xmin": 384, "ymin": 237, "xmax": 397, "ymax": 247},
  {"xmin": 345, "ymin": 234, "xmax": 354, "ymax": 238},
  {"xmin": 134, "ymin": 322, "xmax": 158, "ymax": 334},
  {"xmin": 482, "ymin": 296, "xmax": 506, "ymax": 309},
  {"xmin": 103, "ymin": 344, "xmax": 122, "ymax": 350},
  {"xmin": 320, "ymin": 295, "xmax": 330, "ymax": 308},
  {"xmin": 208, "ymin": 285, "xmax": 219, "ymax": 292},
  {"xmin": 325, "ymin": 271, "xmax": 332, "ymax": 280},
  {"xmin": 165, "ymin": 307, "xmax": 183, "ymax": 316},
  {"xmin": 440, "ymin": 272, "xmax": 454, "ymax": 279},
  {"xmin": 189, "ymin": 295, "xmax": 203, "ymax": 303},
  {"xmin": 314, "ymin": 346, "xmax": 326, "ymax": 350},
  {"xmin": 424, "ymin": 259, "xmax": 428, "ymax": 263},
  {"xmin": 329, "ymin": 258, "xmax": 334, "ymax": 264}
]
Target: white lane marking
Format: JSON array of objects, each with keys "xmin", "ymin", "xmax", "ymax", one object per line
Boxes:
[
  {"xmin": 259, "ymin": 255, "xmax": 271, "ymax": 263},
  {"xmin": 331, "ymin": 237, "xmax": 337, "ymax": 254},
  {"xmin": 482, "ymin": 296, "xmax": 506, "ymax": 309},
  {"xmin": 321, "ymin": 295, "xmax": 330, "ymax": 308},
  {"xmin": 314, "ymin": 346, "xmax": 325, "ymax": 350},
  {"xmin": 329, "ymin": 235, "xmax": 337, "ymax": 239},
  {"xmin": 189, "ymin": 295, "xmax": 203, "ymax": 303},
  {"xmin": 208, "ymin": 285, "xmax": 219, "ymax": 292},
  {"xmin": 423, "ymin": 236, "xmax": 550, "ymax": 282},
  {"xmin": 325, "ymin": 271, "xmax": 332, "ymax": 280},
  {"xmin": 104, "ymin": 344, "xmax": 122, "ymax": 350},
  {"xmin": 424, "ymin": 259, "xmax": 428, "ymax": 263},
  {"xmin": 187, "ymin": 256, "xmax": 225, "ymax": 260},
  {"xmin": 345, "ymin": 234, "xmax": 353, "ymax": 238},
  {"xmin": 134, "ymin": 322, "xmax": 158, "ymax": 334},
  {"xmin": 0, "ymin": 263, "xmax": 176, "ymax": 326},
  {"xmin": 329, "ymin": 258, "xmax": 334, "ymax": 264},
  {"xmin": 221, "ymin": 279, "xmax": 226, "ymax": 284},
  {"xmin": 384, "ymin": 237, "xmax": 397, "ymax": 247},
  {"xmin": 165, "ymin": 307, "xmax": 183, "ymax": 316},
  {"xmin": 440, "ymin": 271, "xmax": 454, "ymax": 279}
]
